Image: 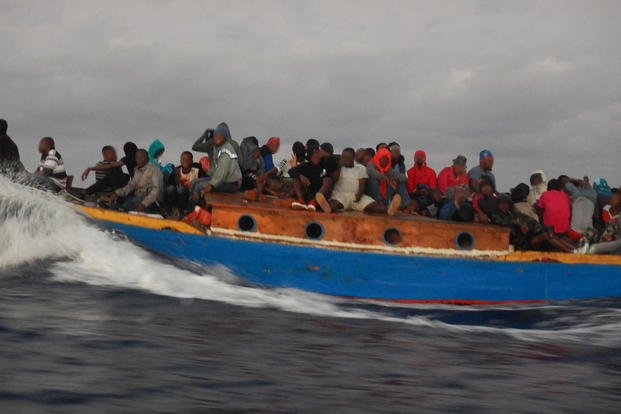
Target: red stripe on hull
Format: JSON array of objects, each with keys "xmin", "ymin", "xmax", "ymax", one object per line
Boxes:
[{"xmin": 348, "ymin": 297, "xmax": 545, "ymax": 306}]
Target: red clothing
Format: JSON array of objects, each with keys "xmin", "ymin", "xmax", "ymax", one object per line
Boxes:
[
  {"xmin": 602, "ymin": 205, "xmax": 620, "ymax": 224},
  {"xmin": 437, "ymin": 166, "xmax": 469, "ymax": 194},
  {"xmin": 537, "ymin": 190, "xmax": 571, "ymax": 234},
  {"xmin": 371, "ymin": 148, "xmax": 392, "ymax": 197},
  {"xmin": 406, "ymin": 150, "xmax": 437, "ymax": 193}
]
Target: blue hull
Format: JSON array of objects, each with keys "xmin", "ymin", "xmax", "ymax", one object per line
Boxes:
[{"xmin": 100, "ymin": 220, "xmax": 621, "ymax": 303}]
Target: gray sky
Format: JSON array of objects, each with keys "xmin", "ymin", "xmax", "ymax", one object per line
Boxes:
[{"xmin": 1, "ymin": 0, "xmax": 620, "ymax": 189}]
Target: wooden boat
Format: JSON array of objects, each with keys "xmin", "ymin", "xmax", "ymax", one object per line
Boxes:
[{"xmin": 77, "ymin": 194, "xmax": 621, "ymax": 305}]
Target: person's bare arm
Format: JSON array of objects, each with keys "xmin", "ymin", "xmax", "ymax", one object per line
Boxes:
[{"xmin": 82, "ymin": 161, "xmax": 125, "ymax": 180}]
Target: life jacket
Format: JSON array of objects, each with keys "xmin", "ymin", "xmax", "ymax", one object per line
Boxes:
[{"xmin": 371, "ymin": 148, "xmax": 392, "ymax": 197}]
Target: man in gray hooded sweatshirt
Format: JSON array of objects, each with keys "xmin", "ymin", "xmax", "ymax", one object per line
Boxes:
[{"xmin": 191, "ymin": 122, "xmax": 242, "ymax": 204}]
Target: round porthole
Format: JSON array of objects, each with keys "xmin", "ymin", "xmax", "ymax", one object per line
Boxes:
[
  {"xmin": 455, "ymin": 232, "xmax": 475, "ymax": 250},
  {"xmin": 237, "ymin": 214, "xmax": 257, "ymax": 232},
  {"xmin": 383, "ymin": 227, "xmax": 402, "ymax": 246},
  {"xmin": 305, "ymin": 222, "xmax": 325, "ymax": 240}
]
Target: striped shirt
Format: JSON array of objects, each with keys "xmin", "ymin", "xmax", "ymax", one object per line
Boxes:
[
  {"xmin": 95, "ymin": 160, "xmax": 113, "ymax": 181},
  {"xmin": 38, "ymin": 149, "xmax": 67, "ymax": 187}
]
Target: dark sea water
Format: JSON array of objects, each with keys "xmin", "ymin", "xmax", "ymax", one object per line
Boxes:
[{"xmin": 1, "ymin": 178, "xmax": 621, "ymax": 413}]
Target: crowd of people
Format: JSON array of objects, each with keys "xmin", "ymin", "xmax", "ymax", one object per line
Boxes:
[{"xmin": 0, "ymin": 118, "xmax": 619, "ymax": 254}]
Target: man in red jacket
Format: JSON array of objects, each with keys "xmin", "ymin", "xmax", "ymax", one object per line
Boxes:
[
  {"xmin": 437, "ymin": 155, "xmax": 469, "ymax": 194},
  {"xmin": 406, "ymin": 150, "xmax": 437, "ymax": 195}
]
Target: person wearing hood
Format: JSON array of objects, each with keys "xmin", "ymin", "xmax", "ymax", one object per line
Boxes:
[
  {"xmin": 191, "ymin": 122, "xmax": 242, "ymax": 204},
  {"xmin": 406, "ymin": 150, "xmax": 437, "ymax": 194},
  {"xmin": 527, "ymin": 170, "xmax": 547, "ymax": 206},
  {"xmin": 437, "ymin": 155, "xmax": 469, "ymax": 194},
  {"xmin": 192, "ymin": 124, "xmax": 241, "ymax": 173},
  {"xmin": 0, "ymin": 119, "xmax": 25, "ymax": 173},
  {"xmin": 148, "ymin": 139, "xmax": 174, "ymax": 176},
  {"xmin": 239, "ymin": 136, "xmax": 266, "ymax": 191},
  {"xmin": 366, "ymin": 147, "xmax": 409, "ymax": 209}
]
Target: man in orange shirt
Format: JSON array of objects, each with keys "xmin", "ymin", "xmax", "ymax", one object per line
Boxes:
[{"xmin": 437, "ymin": 155, "xmax": 468, "ymax": 194}]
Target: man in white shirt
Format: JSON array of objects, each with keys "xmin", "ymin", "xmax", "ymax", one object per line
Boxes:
[
  {"xmin": 34, "ymin": 137, "xmax": 68, "ymax": 190},
  {"xmin": 316, "ymin": 148, "xmax": 400, "ymax": 216}
]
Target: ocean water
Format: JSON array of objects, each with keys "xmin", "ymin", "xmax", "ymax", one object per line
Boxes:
[{"xmin": 1, "ymin": 177, "xmax": 620, "ymax": 413}]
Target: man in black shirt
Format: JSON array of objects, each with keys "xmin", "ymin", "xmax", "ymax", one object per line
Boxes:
[
  {"xmin": 289, "ymin": 147, "xmax": 327, "ymax": 211},
  {"xmin": 0, "ymin": 119, "xmax": 25, "ymax": 173}
]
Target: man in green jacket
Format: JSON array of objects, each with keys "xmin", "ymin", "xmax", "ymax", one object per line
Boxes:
[{"xmin": 191, "ymin": 122, "xmax": 242, "ymax": 205}]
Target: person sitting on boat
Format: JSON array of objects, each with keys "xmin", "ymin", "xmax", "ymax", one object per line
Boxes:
[
  {"xmin": 527, "ymin": 170, "xmax": 547, "ymax": 206},
  {"xmin": 100, "ymin": 149, "xmax": 163, "ymax": 212},
  {"xmin": 561, "ymin": 175, "xmax": 597, "ymax": 242},
  {"xmin": 315, "ymin": 148, "xmax": 401, "ymax": 215},
  {"xmin": 354, "ymin": 147, "xmax": 374, "ymax": 167},
  {"xmin": 260, "ymin": 137, "xmax": 280, "ymax": 174},
  {"xmin": 34, "ymin": 137, "xmax": 68, "ymax": 191},
  {"xmin": 376, "ymin": 142, "xmax": 388, "ymax": 151},
  {"xmin": 239, "ymin": 136, "xmax": 269, "ymax": 200},
  {"xmin": 437, "ymin": 155, "xmax": 469, "ymax": 194},
  {"xmin": 536, "ymin": 178, "xmax": 571, "ymax": 236},
  {"xmin": 165, "ymin": 151, "xmax": 203, "ymax": 216},
  {"xmin": 472, "ymin": 177, "xmax": 497, "ymax": 223},
  {"xmin": 148, "ymin": 139, "xmax": 174, "ymax": 178},
  {"xmin": 510, "ymin": 183, "xmax": 540, "ymax": 222},
  {"xmin": 491, "ymin": 194, "xmax": 573, "ymax": 252},
  {"xmin": 574, "ymin": 188, "xmax": 621, "ymax": 255},
  {"xmin": 316, "ymin": 142, "xmax": 340, "ymax": 201},
  {"xmin": 438, "ymin": 184, "xmax": 475, "ymax": 222},
  {"xmin": 386, "ymin": 142, "xmax": 412, "ymax": 210},
  {"xmin": 407, "ymin": 150, "xmax": 437, "ymax": 196},
  {"xmin": 0, "ymin": 119, "xmax": 25, "ymax": 174},
  {"xmin": 277, "ymin": 141, "xmax": 306, "ymax": 179},
  {"xmin": 469, "ymin": 149, "xmax": 496, "ymax": 193},
  {"xmin": 304, "ymin": 138, "xmax": 320, "ymax": 161},
  {"xmin": 365, "ymin": 147, "xmax": 404, "ymax": 211},
  {"xmin": 79, "ymin": 145, "xmax": 130, "ymax": 196},
  {"xmin": 289, "ymin": 146, "xmax": 328, "ymax": 211},
  {"xmin": 190, "ymin": 122, "xmax": 243, "ymax": 205},
  {"xmin": 192, "ymin": 126, "xmax": 241, "ymax": 171}
]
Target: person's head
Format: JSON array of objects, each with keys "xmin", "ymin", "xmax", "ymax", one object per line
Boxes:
[
  {"xmin": 101, "ymin": 145, "xmax": 117, "ymax": 162},
  {"xmin": 479, "ymin": 179, "xmax": 494, "ymax": 196},
  {"xmin": 388, "ymin": 142, "xmax": 401, "ymax": 161},
  {"xmin": 292, "ymin": 141, "xmax": 306, "ymax": 161},
  {"xmin": 123, "ymin": 142, "xmax": 138, "ymax": 157},
  {"xmin": 214, "ymin": 122, "xmax": 231, "ymax": 146},
  {"xmin": 355, "ymin": 148, "xmax": 366, "ymax": 164},
  {"xmin": 180, "ymin": 151, "xmax": 193, "ymax": 169},
  {"xmin": 496, "ymin": 195, "xmax": 512, "ymax": 214},
  {"xmin": 547, "ymin": 178, "xmax": 561, "ymax": 191},
  {"xmin": 266, "ymin": 137, "xmax": 280, "ymax": 154},
  {"xmin": 341, "ymin": 147, "xmax": 355, "ymax": 168},
  {"xmin": 479, "ymin": 149, "xmax": 494, "ymax": 170},
  {"xmin": 452, "ymin": 155, "xmax": 467, "ymax": 176},
  {"xmin": 416, "ymin": 183, "xmax": 430, "ymax": 198},
  {"xmin": 305, "ymin": 139, "xmax": 319, "ymax": 151},
  {"xmin": 38, "ymin": 137, "xmax": 55, "ymax": 154},
  {"xmin": 376, "ymin": 142, "xmax": 388, "ymax": 151},
  {"xmin": 0, "ymin": 119, "xmax": 7, "ymax": 134},
  {"xmin": 364, "ymin": 148, "xmax": 375, "ymax": 164},
  {"xmin": 414, "ymin": 150, "xmax": 427, "ymax": 167},
  {"xmin": 530, "ymin": 172, "xmax": 544, "ymax": 186},
  {"xmin": 510, "ymin": 183, "xmax": 530, "ymax": 203},
  {"xmin": 135, "ymin": 149, "xmax": 149, "ymax": 167},
  {"xmin": 320, "ymin": 142, "xmax": 334, "ymax": 155},
  {"xmin": 558, "ymin": 175, "xmax": 570, "ymax": 189}
]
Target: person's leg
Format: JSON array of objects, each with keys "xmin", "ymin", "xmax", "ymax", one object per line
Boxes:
[
  {"xmin": 120, "ymin": 195, "xmax": 144, "ymax": 211},
  {"xmin": 318, "ymin": 177, "xmax": 333, "ymax": 199},
  {"xmin": 396, "ymin": 181, "xmax": 412, "ymax": 209},
  {"xmin": 366, "ymin": 178, "xmax": 382, "ymax": 203},
  {"xmin": 588, "ymin": 239, "xmax": 621, "ymax": 255},
  {"xmin": 363, "ymin": 202, "xmax": 388, "ymax": 215},
  {"xmin": 85, "ymin": 178, "xmax": 110, "ymax": 195},
  {"xmin": 107, "ymin": 169, "xmax": 129, "ymax": 189},
  {"xmin": 176, "ymin": 186, "xmax": 190, "ymax": 212}
]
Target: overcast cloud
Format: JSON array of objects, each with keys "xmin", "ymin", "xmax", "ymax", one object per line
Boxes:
[{"xmin": 1, "ymin": 0, "xmax": 620, "ymax": 189}]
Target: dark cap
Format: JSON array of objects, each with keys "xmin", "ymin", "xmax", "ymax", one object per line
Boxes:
[{"xmin": 452, "ymin": 155, "xmax": 467, "ymax": 166}]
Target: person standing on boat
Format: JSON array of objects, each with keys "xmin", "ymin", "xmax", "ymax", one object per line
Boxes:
[
  {"xmin": 34, "ymin": 137, "xmax": 68, "ymax": 191},
  {"xmin": 0, "ymin": 119, "xmax": 25, "ymax": 174},
  {"xmin": 437, "ymin": 155, "xmax": 469, "ymax": 194},
  {"xmin": 469, "ymin": 149, "xmax": 496, "ymax": 193},
  {"xmin": 190, "ymin": 122, "xmax": 242, "ymax": 205},
  {"xmin": 101, "ymin": 149, "xmax": 163, "ymax": 212},
  {"xmin": 315, "ymin": 148, "xmax": 401, "ymax": 215},
  {"xmin": 406, "ymin": 150, "xmax": 437, "ymax": 195}
]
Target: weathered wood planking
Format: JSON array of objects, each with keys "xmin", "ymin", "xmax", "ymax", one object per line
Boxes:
[{"xmin": 207, "ymin": 194, "xmax": 510, "ymax": 251}]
